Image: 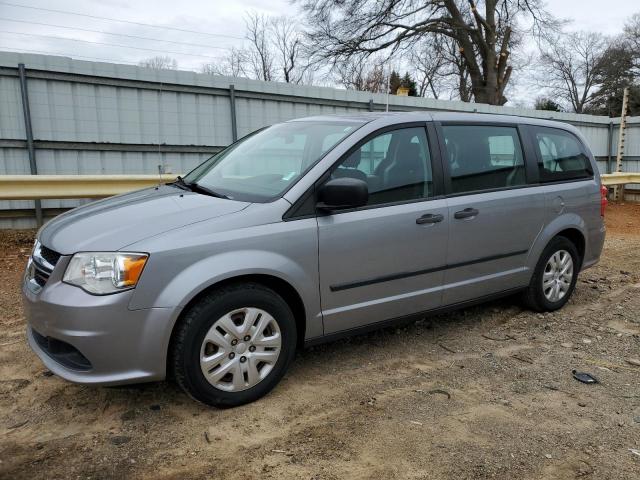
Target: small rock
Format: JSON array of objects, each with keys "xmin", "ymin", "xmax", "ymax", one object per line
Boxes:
[
  {"xmin": 578, "ymin": 402, "xmax": 587, "ymax": 407},
  {"xmin": 633, "ymin": 415, "xmax": 640, "ymax": 424},
  {"xmin": 582, "ymin": 338, "xmax": 592, "ymax": 344},
  {"xmin": 42, "ymin": 370, "xmax": 54, "ymax": 377},
  {"xmin": 149, "ymin": 404, "xmax": 160, "ymax": 411},
  {"xmin": 625, "ymin": 358, "xmax": 640, "ymax": 367},
  {"xmin": 561, "ymin": 342, "xmax": 573, "ymax": 348},
  {"xmin": 544, "ymin": 454, "xmax": 552, "ymax": 459},
  {"xmin": 110, "ymin": 436, "xmax": 131, "ymax": 446}
]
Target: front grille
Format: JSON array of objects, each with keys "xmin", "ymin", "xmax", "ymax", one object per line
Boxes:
[
  {"xmin": 39, "ymin": 245, "xmax": 61, "ymax": 267},
  {"xmin": 32, "ymin": 329, "xmax": 92, "ymax": 371},
  {"xmin": 29, "ymin": 241, "xmax": 61, "ymax": 288},
  {"xmin": 32, "ymin": 263, "xmax": 51, "ymax": 287}
]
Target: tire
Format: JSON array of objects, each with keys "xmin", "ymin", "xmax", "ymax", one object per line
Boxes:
[
  {"xmin": 170, "ymin": 283, "xmax": 297, "ymax": 407},
  {"xmin": 523, "ymin": 236, "xmax": 581, "ymax": 312}
]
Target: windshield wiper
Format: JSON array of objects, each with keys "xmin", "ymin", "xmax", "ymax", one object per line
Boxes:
[
  {"xmin": 169, "ymin": 175, "xmax": 192, "ymax": 191},
  {"xmin": 169, "ymin": 176, "xmax": 230, "ymax": 199},
  {"xmin": 190, "ymin": 182, "xmax": 231, "ymax": 199}
]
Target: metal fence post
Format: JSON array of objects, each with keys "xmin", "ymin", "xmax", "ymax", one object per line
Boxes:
[
  {"xmin": 606, "ymin": 120, "xmax": 613, "ymax": 174},
  {"xmin": 368, "ymin": 99, "xmax": 374, "ymax": 112},
  {"xmin": 229, "ymin": 84, "xmax": 238, "ymax": 142},
  {"xmin": 17, "ymin": 63, "xmax": 43, "ymax": 227}
]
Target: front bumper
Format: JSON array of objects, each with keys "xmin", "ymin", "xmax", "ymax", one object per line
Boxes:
[{"xmin": 22, "ymin": 257, "xmax": 177, "ymax": 386}]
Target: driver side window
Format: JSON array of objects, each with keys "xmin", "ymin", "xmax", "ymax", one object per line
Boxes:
[{"xmin": 332, "ymin": 127, "xmax": 433, "ymax": 206}]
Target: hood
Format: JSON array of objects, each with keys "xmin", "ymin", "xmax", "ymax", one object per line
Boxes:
[{"xmin": 39, "ymin": 185, "xmax": 250, "ymax": 254}]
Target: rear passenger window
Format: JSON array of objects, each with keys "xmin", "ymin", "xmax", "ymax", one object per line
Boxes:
[
  {"xmin": 533, "ymin": 128, "xmax": 592, "ymax": 182},
  {"xmin": 441, "ymin": 125, "xmax": 526, "ymax": 194}
]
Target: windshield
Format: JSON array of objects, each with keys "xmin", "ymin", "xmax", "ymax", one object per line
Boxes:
[{"xmin": 182, "ymin": 120, "xmax": 364, "ymax": 202}]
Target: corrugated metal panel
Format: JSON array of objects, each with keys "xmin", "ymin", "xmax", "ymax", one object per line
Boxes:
[
  {"xmin": 0, "ymin": 75, "xmax": 25, "ymax": 139},
  {"xmin": 623, "ymin": 122, "xmax": 640, "ymax": 157}
]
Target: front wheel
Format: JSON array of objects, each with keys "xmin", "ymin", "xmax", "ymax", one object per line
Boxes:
[
  {"xmin": 170, "ymin": 283, "xmax": 297, "ymax": 407},
  {"xmin": 523, "ymin": 236, "xmax": 580, "ymax": 312}
]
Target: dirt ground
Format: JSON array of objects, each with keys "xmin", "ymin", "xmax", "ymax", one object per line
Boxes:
[{"xmin": 1, "ymin": 204, "xmax": 639, "ymax": 480}]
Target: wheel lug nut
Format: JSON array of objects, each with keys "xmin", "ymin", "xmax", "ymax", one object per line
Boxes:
[
  {"xmin": 249, "ymin": 346, "xmax": 256, "ymax": 352},
  {"xmin": 243, "ymin": 335, "xmax": 250, "ymax": 341},
  {"xmin": 229, "ymin": 352, "xmax": 235, "ymax": 359},
  {"xmin": 231, "ymin": 339, "xmax": 238, "ymax": 346},
  {"xmin": 240, "ymin": 356, "xmax": 247, "ymax": 363}
]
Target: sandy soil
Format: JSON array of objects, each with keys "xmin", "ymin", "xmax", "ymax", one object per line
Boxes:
[{"xmin": 1, "ymin": 204, "xmax": 639, "ymax": 480}]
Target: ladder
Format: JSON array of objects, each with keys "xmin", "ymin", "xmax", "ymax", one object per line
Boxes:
[{"xmin": 613, "ymin": 87, "xmax": 629, "ymax": 201}]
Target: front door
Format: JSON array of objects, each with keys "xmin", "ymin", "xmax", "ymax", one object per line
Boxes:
[
  {"xmin": 438, "ymin": 123, "xmax": 545, "ymax": 305},
  {"xmin": 318, "ymin": 125, "xmax": 448, "ymax": 334}
]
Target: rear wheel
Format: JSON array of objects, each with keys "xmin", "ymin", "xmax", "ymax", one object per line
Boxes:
[
  {"xmin": 171, "ymin": 283, "xmax": 297, "ymax": 407},
  {"xmin": 523, "ymin": 236, "xmax": 580, "ymax": 312}
]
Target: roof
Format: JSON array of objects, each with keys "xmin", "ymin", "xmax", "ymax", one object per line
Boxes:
[{"xmin": 288, "ymin": 110, "xmax": 581, "ymax": 135}]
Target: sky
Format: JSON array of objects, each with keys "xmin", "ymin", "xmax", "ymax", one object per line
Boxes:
[{"xmin": 0, "ymin": 0, "xmax": 637, "ymax": 106}]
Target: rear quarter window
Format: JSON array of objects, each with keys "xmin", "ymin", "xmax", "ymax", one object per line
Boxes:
[{"xmin": 533, "ymin": 127, "xmax": 593, "ymax": 182}]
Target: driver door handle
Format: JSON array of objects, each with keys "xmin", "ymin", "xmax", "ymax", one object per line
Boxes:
[
  {"xmin": 454, "ymin": 207, "xmax": 479, "ymax": 219},
  {"xmin": 416, "ymin": 213, "xmax": 444, "ymax": 224}
]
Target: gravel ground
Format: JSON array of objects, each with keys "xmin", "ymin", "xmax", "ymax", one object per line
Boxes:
[{"xmin": 1, "ymin": 203, "xmax": 639, "ymax": 480}]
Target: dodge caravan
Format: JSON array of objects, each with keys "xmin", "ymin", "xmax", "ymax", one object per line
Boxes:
[{"xmin": 23, "ymin": 112, "xmax": 606, "ymax": 406}]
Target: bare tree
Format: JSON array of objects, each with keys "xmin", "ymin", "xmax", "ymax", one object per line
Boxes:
[
  {"xmin": 138, "ymin": 56, "xmax": 178, "ymax": 70},
  {"xmin": 333, "ymin": 55, "xmax": 387, "ymax": 93},
  {"xmin": 537, "ymin": 31, "xmax": 609, "ymax": 113},
  {"xmin": 201, "ymin": 13, "xmax": 312, "ymax": 84},
  {"xmin": 624, "ymin": 13, "xmax": 640, "ymax": 54},
  {"xmin": 624, "ymin": 13, "xmax": 640, "ymax": 75},
  {"xmin": 245, "ymin": 12, "xmax": 276, "ymax": 81},
  {"xmin": 270, "ymin": 16, "xmax": 308, "ymax": 84},
  {"xmin": 411, "ymin": 36, "xmax": 448, "ymax": 98},
  {"xmin": 298, "ymin": 0, "xmax": 557, "ymax": 105},
  {"xmin": 201, "ymin": 47, "xmax": 248, "ymax": 77},
  {"xmin": 410, "ymin": 34, "xmax": 473, "ymax": 100}
]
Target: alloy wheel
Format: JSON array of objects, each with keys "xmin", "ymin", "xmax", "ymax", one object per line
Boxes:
[{"xmin": 542, "ymin": 249, "xmax": 574, "ymax": 302}]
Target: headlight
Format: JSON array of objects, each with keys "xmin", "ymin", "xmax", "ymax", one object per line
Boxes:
[{"xmin": 63, "ymin": 252, "xmax": 148, "ymax": 295}]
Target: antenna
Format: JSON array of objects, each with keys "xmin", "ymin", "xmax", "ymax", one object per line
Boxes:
[
  {"xmin": 386, "ymin": 64, "xmax": 391, "ymax": 112},
  {"xmin": 158, "ymin": 164, "xmax": 164, "ymax": 187}
]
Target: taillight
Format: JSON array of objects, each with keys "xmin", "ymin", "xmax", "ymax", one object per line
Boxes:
[{"xmin": 600, "ymin": 185, "xmax": 608, "ymax": 217}]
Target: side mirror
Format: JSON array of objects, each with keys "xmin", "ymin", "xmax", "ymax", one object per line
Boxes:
[{"xmin": 317, "ymin": 177, "xmax": 368, "ymax": 211}]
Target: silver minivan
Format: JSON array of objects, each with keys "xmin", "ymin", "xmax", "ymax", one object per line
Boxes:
[{"xmin": 23, "ymin": 112, "xmax": 607, "ymax": 406}]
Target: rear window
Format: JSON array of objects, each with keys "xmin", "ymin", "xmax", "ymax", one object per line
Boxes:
[{"xmin": 533, "ymin": 127, "xmax": 592, "ymax": 182}]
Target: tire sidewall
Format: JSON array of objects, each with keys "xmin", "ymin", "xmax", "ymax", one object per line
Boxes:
[
  {"xmin": 534, "ymin": 237, "xmax": 580, "ymax": 311},
  {"xmin": 179, "ymin": 287, "xmax": 297, "ymax": 407}
]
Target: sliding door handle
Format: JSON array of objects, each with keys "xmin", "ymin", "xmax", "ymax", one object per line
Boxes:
[
  {"xmin": 416, "ymin": 213, "xmax": 444, "ymax": 224},
  {"xmin": 454, "ymin": 208, "xmax": 479, "ymax": 219}
]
